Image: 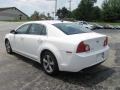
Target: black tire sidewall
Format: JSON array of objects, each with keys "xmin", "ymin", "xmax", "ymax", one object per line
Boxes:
[{"xmin": 5, "ymin": 40, "xmax": 12, "ymax": 54}]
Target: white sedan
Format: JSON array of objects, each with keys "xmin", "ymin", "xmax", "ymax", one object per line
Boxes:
[{"xmin": 5, "ymin": 20, "xmax": 109, "ymax": 75}]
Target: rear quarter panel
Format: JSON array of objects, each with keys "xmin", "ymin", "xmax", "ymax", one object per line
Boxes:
[{"xmin": 38, "ymin": 37, "xmax": 77, "ymax": 64}]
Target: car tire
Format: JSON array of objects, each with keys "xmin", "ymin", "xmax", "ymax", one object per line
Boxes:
[
  {"xmin": 5, "ymin": 40, "xmax": 13, "ymax": 54},
  {"xmin": 41, "ymin": 51, "xmax": 59, "ymax": 75}
]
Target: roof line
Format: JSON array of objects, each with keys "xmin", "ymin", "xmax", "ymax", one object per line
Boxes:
[{"xmin": 0, "ymin": 7, "xmax": 29, "ymax": 18}]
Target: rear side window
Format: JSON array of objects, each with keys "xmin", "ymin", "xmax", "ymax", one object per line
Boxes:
[
  {"xmin": 28, "ymin": 24, "xmax": 46, "ymax": 35},
  {"xmin": 53, "ymin": 23, "xmax": 91, "ymax": 35}
]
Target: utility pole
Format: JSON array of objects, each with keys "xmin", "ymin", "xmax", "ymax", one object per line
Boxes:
[
  {"xmin": 46, "ymin": 0, "xmax": 57, "ymax": 19},
  {"xmin": 68, "ymin": 0, "xmax": 72, "ymax": 11},
  {"xmin": 52, "ymin": 12, "xmax": 55, "ymax": 19},
  {"xmin": 55, "ymin": 0, "xmax": 57, "ymax": 16}
]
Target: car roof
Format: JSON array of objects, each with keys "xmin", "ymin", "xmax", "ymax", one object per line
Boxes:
[{"xmin": 25, "ymin": 20, "xmax": 72, "ymax": 25}]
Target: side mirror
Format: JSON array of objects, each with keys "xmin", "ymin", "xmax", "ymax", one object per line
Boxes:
[{"xmin": 10, "ymin": 30, "xmax": 16, "ymax": 34}]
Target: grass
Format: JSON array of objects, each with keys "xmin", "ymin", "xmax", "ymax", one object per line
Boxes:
[{"xmin": 93, "ymin": 22, "xmax": 120, "ymax": 26}]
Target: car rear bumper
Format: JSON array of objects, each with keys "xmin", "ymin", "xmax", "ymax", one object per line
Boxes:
[{"xmin": 59, "ymin": 46, "xmax": 109, "ymax": 72}]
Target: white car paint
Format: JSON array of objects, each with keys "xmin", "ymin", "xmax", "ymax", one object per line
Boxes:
[{"xmin": 5, "ymin": 20, "xmax": 109, "ymax": 72}]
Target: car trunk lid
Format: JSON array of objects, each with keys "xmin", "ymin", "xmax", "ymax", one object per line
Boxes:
[{"xmin": 67, "ymin": 32, "xmax": 107, "ymax": 53}]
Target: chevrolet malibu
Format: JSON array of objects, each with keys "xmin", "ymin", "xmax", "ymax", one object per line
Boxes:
[{"xmin": 5, "ymin": 20, "xmax": 109, "ymax": 75}]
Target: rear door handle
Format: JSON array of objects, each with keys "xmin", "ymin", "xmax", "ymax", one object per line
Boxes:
[
  {"xmin": 37, "ymin": 39, "xmax": 43, "ymax": 43},
  {"xmin": 21, "ymin": 37, "xmax": 24, "ymax": 40}
]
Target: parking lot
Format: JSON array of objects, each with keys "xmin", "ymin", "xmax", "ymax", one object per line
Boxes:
[{"xmin": 0, "ymin": 22, "xmax": 120, "ymax": 90}]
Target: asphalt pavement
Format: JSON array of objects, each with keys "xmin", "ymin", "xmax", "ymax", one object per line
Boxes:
[{"xmin": 0, "ymin": 21, "xmax": 120, "ymax": 90}]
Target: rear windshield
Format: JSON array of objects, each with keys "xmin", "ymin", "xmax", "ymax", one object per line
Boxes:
[{"xmin": 53, "ymin": 23, "xmax": 92, "ymax": 35}]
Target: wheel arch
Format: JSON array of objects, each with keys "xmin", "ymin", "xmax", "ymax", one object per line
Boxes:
[
  {"xmin": 40, "ymin": 49, "xmax": 54, "ymax": 60},
  {"xmin": 40, "ymin": 48, "xmax": 61, "ymax": 70},
  {"xmin": 5, "ymin": 38, "xmax": 9, "ymax": 43},
  {"xmin": 5, "ymin": 38, "xmax": 11, "ymax": 46}
]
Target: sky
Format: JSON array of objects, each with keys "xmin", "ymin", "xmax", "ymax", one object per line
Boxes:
[{"xmin": 0, "ymin": 0, "xmax": 104, "ymax": 17}]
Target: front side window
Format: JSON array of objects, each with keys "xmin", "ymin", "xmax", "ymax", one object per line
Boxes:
[
  {"xmin": 16, "ymin": 24, "xmax": 30, "ymax": 34},
  {"xmin": 53, "ymin": 23, "xmax": 92, "ymax": 35},
  {"xmin": 28, "ymin": 24, "xmax": 46, "ymax": 35}
]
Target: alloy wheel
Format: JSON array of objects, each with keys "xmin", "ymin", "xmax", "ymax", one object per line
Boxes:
[{"xmin": 43, "ymin": 55, "xmax": 55, "ymax": 73}]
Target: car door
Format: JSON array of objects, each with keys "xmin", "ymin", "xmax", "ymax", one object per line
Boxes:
[
  {"xmin": 14, "ymin": 24, "xmax": 31, "ymax": 54},
  {"xmin": 22, "ymin": 23, "xmax": 47, "ymax": 61}
]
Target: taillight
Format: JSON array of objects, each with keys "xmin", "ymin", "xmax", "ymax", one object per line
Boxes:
[
  {"xmin": 104, "ymin": 37, "xmax": 108, "ymax": 46},
  {"xmin": 76, "ymin": 41, "xmax": 90, "ymax": 53}
]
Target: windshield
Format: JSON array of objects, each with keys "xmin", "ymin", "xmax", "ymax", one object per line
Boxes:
[{"xmin": 53, "ymin": 23, "xmax": 92, "ymax": 35}]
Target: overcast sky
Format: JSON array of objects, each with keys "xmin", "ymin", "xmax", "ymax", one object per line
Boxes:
[{"xmin": 0, "ymin": 0, "xmax": 104, "ymax": 16}]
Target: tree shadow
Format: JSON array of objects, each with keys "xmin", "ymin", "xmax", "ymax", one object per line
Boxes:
[{"xmin": 13, "ymin": 53, "xmax": 115, "ymax": 88}]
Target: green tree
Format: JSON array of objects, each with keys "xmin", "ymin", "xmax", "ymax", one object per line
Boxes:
[
  {"xmin": 30, "ymin": 11, "xmax": 39, "ymax": 20},
  {"xmin": 39, "ymin": 13, "xmax": 47, "ymax": 20},
  {"xmin": 73, "ymin": 0, "xmax": 97, "ymax": 21},
  {"xmin": 47, "ymin": 13, "xmax": 52, "ymax": 20},
  {"xmin": 56, "ymin": 7, "xmax": 71, "ymax": 19},
  {"xmin": 92, "ymin": 6, "xmax": 102, "ymax": 21},
  {"xmin": 102, "ymin": 0, "xmax": 120, "ymax": 22}
]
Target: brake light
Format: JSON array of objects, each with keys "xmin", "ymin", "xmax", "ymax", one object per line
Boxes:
[
  {"xmin": 76, "ymin": 41, "xmax": 90, "ymax": 53},
  {"xmin": 104, "ymin": 37, "xmax": 108, "ymax": 46}
]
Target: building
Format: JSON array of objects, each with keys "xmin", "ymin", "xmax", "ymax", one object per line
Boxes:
[{"xmin": 0, "ymin": 7, "xmax": 29, "ymax": 21}]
